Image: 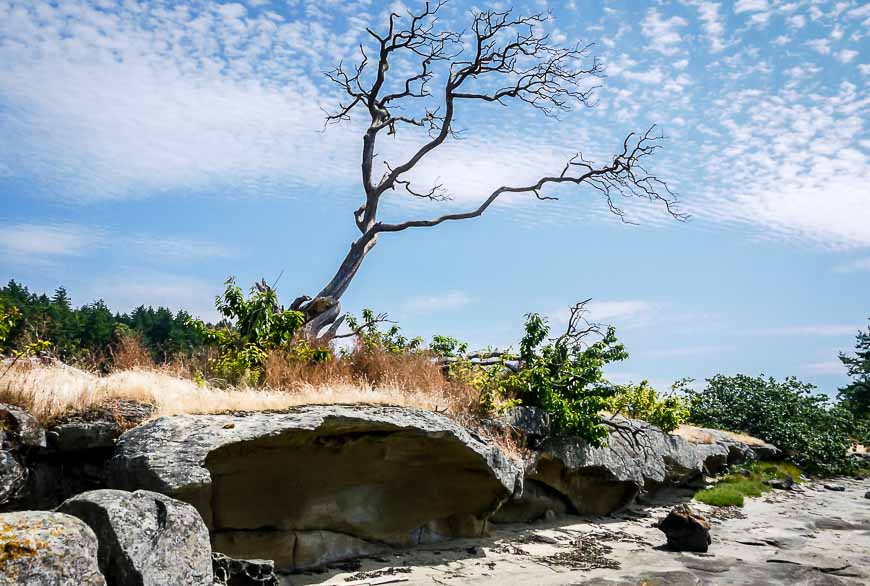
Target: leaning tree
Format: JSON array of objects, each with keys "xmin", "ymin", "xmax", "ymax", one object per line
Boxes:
[{"xmin": 294, "ymin": 1, "xmax": 685, "ymax": 336}]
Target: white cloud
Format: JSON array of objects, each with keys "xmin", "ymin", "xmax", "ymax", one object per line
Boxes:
[
  {"xmin": 787, "ymin": 14, "xmax": 806, "ymax": 29},
  {"xmin": 92, "ymin": 273, "xmax": 221, "ymax": 321},
  {"xmin": 694, "ymin": 82, "xmax": 870, "ymax": 249},
  {"xmin": 641, "ymin": 9, "xmax": 688, "ymax": 56},
  {"xmin": 0, "ymin": 223, "xmax": 103, "ymax": 260},
  {"xmin": 126, "ymin": 237, "xmax": 235, "ymax": 262},
  {"xmin": 401, "ymin": 291, "xmax": 472, "ymax": 314},
  {"xmin": 734, "ymin": 0, "xmax": 768, "ymax": 13},
  {"xmin": 806, "ymin": 38, "xmax": 832, "ymax": 54},
  {"xmin": 553, "ymin": 300, "xmax": 657, "ymax": 327},
  {"xmin": 803, "ymin": 360, "xmax": 844, "ymax": 375},
  {"xmin": 644, "ymin": 345, "xmax": 727, "ymax": 358},
  {"xmin": 836, "ymin": 49, "xmax": 859, "ymax": 63},
  {"xmin": 833, "ymin": 257, "xmax": 870, "ymax": 272},
  {"xmin": 687, "ymin": 1, "xmax": 726, "ymax": 52},
  {"xmin": 0, "ymin": 222, "xmax": 233, "ymax": 267}
]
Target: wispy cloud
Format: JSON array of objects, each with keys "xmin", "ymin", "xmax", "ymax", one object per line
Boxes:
[
  {"xmin": 0, "ymin": 223, "xmax": 103, "ymax": 261},
  {"xmin": 401, "ymin": 291, "xmax": 472, "ymax": 314},
  {"xmin": 90, "ymin": 272, "xmax": 221, "ymax": 321},
  {"xmin": 834, "ymin": 257, "xmax": 870, "ymax": 273},
  {"xmin": 754, "ymin": 325, "xmax": 860, "ymax": 337},
  {"xmin": 126, "ymin": 237, "xmax": 236, "ymax": 263},
  {"xmin": 644, "ymin": 345, "xmax": 728, "ymax": 358},
  {"xmin": 802, "ymin": 360, "xmax": 844, "ymax": 375},
  {"xmin": 553, "ymin": 300, "xmax": 657, "ymax": 328}
]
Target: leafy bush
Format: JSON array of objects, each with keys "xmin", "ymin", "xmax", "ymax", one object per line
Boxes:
[
  {"xmin": 429, "ymin": 335, "xmax": 468, "ymax": 358},
  {"xmin": 189, "ymin": 277, "xmax": 320, "ymax": 385},
  {"xmin": 485, "ymin": 311, "xmax": 628, "ymax": 446},
  {"xmin": 0, "ymin": 300, "xmax": 20, "ymax": 351},
  {"xmin": 687, "ymin": 374, "xmax": 855, "ymax": 475},
  {"xmin": 607, "ymin": 380, "xmax": 689, "ymax": 432},
  {"xmin": 345, "ymin": 309, "xmax": 423, "ymax": 354}
]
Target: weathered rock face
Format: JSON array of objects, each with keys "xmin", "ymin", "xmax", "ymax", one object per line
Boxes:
[
  {"xmin": 0, "ymin": 511, "xmax": 106, "ymax": 586},
  {"xmin": 657, "ymin": 504, "xmax": 711, "ymax": 552},
  {"xmin": 0, "ymin": 403, "xmax": 46, "ymax": 508},
  {"xmin": 57, "ymin": 489, "xmax": 213, "ymax": 586},
  {"xmin": 0, "ymin": 404, "xmax": 46, "ymax": 450},
  {"xmin": 0, "ymin": 450, "xmax": 26, "ymax": 505},
  {"xmin": 1, "ymin": 401, "xmax": 153, "ymax": 512},
  {"xmin": 496, "ymin": 409, "xmax": 770, "ymax": 519},
  {"xmin": 211, "ymin": 553, "xmax": 278, "ymax": 586},
  {"xmin": 517, "ymin": 416, "xmax": 726, "ymax": 516},
  {"xmin": 108, "ymin": 406, "xmax": 522, "ymax": 570}
]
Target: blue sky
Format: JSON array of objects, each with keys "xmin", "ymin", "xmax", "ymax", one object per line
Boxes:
[{"xmin": 1, "ymin": 0, "xmax": 868, "ymax": 396}]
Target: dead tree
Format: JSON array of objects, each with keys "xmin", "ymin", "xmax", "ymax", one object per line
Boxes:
[{"xmin": 302, "ymin": 2, "xmax": 685, "ymax": 335}]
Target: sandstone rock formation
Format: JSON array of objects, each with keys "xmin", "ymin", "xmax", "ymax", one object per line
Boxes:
[
  {"xmin": 57, "ymin": 489, "xmax": 213, "ymax": 586},
  {"xmin": 0, "ymin": 511, "xmax": 106, "ymax": 586},
  {"xmin": 495, "ymin": 409, "xmax": 774, "ymax": 520},
  {"xmin": 108, "ymin": 405, "xmax": 522, "ymax": 570}
]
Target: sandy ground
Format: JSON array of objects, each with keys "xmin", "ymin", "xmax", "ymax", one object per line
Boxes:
[{"xmin": 286, "ymin": 477, "xmax": 870, "ymax": 586}]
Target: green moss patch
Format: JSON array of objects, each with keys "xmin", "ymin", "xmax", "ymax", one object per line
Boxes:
[{"xmin": 694, "ymin": 460, "xmax": 801, "ymax": 507}]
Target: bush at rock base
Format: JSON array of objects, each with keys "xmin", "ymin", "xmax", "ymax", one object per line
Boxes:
[
  {"xmin": 687, "ymin": 374, "xmax": 855, "ymax": 475},
  {"xmin": 606, "ymin": 379, "xmax": 689, "ymax": 433}
]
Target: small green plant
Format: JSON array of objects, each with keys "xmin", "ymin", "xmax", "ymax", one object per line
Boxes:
[
  {"xmin": 694, "ymin": 460, "xmax": 802, "ymax": 507},
  {"xmin": 188, "ymin": 277, "xmax": 311, "ymax": 385},
  {"xmin": 607, "ymin": 379, "xmax": 689, "ymax": 432},
  {"xmin": 345, "ymin": 309, "xmax": 423, "ymax": 355},
  {"xmin": 0, "ymin": 301, "xmax": 21, "ymax": 351},
  {"xmin": 429, "ymin": 335, "xmax": 468, "ymax": 358}
]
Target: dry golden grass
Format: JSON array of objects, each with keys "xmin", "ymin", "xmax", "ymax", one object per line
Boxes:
[
  {"xmin": 673, "ymin": 424, "xmax": 715, "ymax": 444},
  {"xmin": 0, "ymin": 358, "xmax": 529, "ymax": 458},
  {"xmin": 0, "ymin": 360, "xmax": 471, "ymax": 425},
  {"xmin": 674, "ymin": 423, "xmax": 767, "ymax": 446}
]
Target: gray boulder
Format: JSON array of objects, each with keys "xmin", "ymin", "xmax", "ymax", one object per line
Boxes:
[
  {"xmin": 57, "ymin": 489, "xmax": 213, "ymax": 586},
  {"xmin": 108, "ymin": 405, "xmax": 522, "ymax": 570},
  {"xmin": 765, "ymin": 476, "xmax": 795, "ymax": 491},
  {"xmin": 0, "ymin": 403, "xmax": 45, "ymax": 449},
  {"xmin": 46, "ymin": 421, "xmax": 121, "ymax": 452},
  {"xmin": 0, "ymin": 511, "xmax": 106, "ymax": 585},
  {"xmin": 0, "ymin": 450, "xmax": 26, "ymax": 505}
]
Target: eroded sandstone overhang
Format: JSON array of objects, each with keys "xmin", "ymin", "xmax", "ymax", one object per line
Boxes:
[{"xmin": 108, "ymin": 405, "xmax": 522, "ymax": 570}]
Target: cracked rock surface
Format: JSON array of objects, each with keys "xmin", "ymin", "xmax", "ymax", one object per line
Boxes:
[{"xmin": 108, "ymin": 405, "xmax": 522, "ymax": 570}]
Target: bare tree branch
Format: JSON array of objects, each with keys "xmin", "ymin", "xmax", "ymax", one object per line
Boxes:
[
  {"xmin": 373, "ymin": 126, "xmax": 685, "ymax": 234},
  {"xmin": 307, "ymin": 1, "xmax": 684, "ymax": 336}
]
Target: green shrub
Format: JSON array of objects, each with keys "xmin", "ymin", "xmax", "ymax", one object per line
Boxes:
[
  {"xmin": 0, "ymin": 301, "xmax": 21, "ymax": 352},
  {"xmin": 483, "ymin": 311, "xmax": 628, "ymax": 446},
  {"xmin": 188, "ymin": 277, "xmax": 316, "ymax": 385},
  {"xmin": 687, "ymin": 374, "xmax": 855, "ymax": 475},
  {"xmin": 607, "ymin": 380, "xmax": 689, "ymax": 432}
]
